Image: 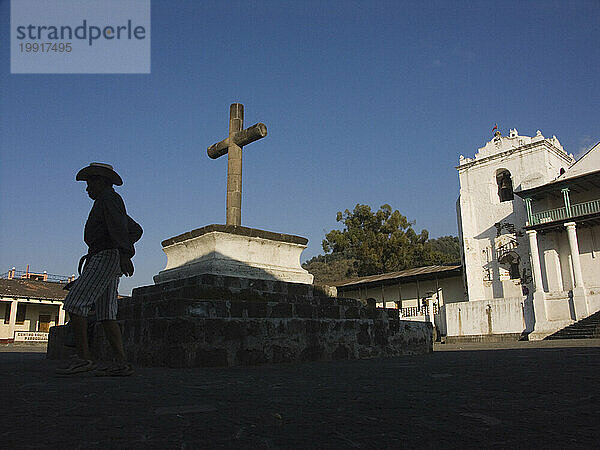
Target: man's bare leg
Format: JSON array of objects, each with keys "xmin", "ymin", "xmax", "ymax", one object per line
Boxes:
[
  {"xmin": 55, "ymin": 314, "xmax": 96, "ymax": 374},
  {"xmin": 101, "ymin": 320, "xmax": 126, "ymax": 362},
  {"xmin": 71, "ymin": 314, "xmax": 91, "ymax": 360}
]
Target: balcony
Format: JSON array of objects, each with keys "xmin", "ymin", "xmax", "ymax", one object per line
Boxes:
[{"xmin": 530, "ymin": 199, "xmax": 600, "ymax": 225}]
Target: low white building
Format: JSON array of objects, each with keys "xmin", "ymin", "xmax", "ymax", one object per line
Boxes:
[
  {"xmin": 334, "ymin": 264, "xmax": 464, "ymax": 336},
  {"xmin": 0, "ymin": 276, "xmax": 69, "ymax": 343}
]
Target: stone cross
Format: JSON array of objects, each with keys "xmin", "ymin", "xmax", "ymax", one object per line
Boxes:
[{"xmin": 207, "ymin": 103, "xmax": 267, "ymax": 226}]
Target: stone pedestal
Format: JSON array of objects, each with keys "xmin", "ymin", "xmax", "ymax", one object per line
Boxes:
[
  {"xmin": 532, "ymin": 291, "xmax": 547, "ymax": 323},
  {"xmin": 529, "ymin": 291, "xmax": 574, "ymax": 340},
  {"xmin": 154, "ymin": 224, "xmax": 314, "ymax": 285},
  {"xmin": 571, "ymin": 286, "xmax": 589, "ymax": 320},
  {"xmin": 47, "ymin": 273, "xmax": 433, "ymax": 366}
]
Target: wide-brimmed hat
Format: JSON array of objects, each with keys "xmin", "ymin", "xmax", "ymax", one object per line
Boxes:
[{"xmin": 76, "ymin": 163, "xmax": 123, "ymax": 186}]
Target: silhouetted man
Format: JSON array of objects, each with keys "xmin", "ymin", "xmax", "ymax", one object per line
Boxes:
[{"xmin": 56, "ymin": 163, "xmax": 139, "ymax": 376}]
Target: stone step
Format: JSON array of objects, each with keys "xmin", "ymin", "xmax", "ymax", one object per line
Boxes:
[
  {"xmin": 126, "ymin": 284, "xmax": 361, "ymax": 307},
  {"xmin": 47, "ymin": 274, "xmax": 434, "ymax": 368},
  {"xmin": 548, "ymin": 327, "xmax": 598, "ymax": 335},
  {"xmin": 131, "ymin": 273, "xmax": 335, "ymax": 304},
  {"xmin": 130, "ymin": 284, "xmax": 356, "ymax": 307},
  {"xmin": 546, "ymin": 333, "xmax": 598, "ymax": 339},
  {"xmin": 561, "ymin": 326, "xmax": 600, "ymax": 332},
  {"xmin": 48, "ymin": 316, "xmax": 432, "ymax": 367},
  {"xmin": 553, "ymin": 321, "xmax": 600, "ymax": 332},
  {"xmin": 117, "ymin": 297, "xmax": 398, "ymax": 322},
  {"xmin": 443, "ymin": 333, "xmax": 524, "ymax": 344},
  {"xmin": 89, "ymin": 316, "xmax": 431, "ymax": 368},
  {"xmin": 563, "ymin": 318, "xmax": 600, "ymax": 328},
  {"xmin": 544, "ymin": 310, "xmax": 600, "ymax": 340},
  {"xmin": 546, "ymin": 329, "xmax": 600, "ymax": 338},
  {"xmin": 554, "ymin": 325, "xmax": 599, "ymax": 333}
]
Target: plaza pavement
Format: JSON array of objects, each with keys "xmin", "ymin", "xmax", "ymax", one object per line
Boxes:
[{"xmin": 2, "ymin": 339, "xmax": 599, "ymax": 449}]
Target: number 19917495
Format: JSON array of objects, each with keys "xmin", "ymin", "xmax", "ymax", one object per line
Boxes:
[{"xmin": 19, "ymin": 42, "xmax": 72, "ymax": 52}]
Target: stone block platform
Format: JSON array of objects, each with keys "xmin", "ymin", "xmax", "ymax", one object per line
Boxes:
[
  {"xmin": 154, "ymin": 225, "xmax": 314, "ymax": 284},
  {"xmin": 47, "ymin": 274, "xmax": 432, "ymax": 367}
]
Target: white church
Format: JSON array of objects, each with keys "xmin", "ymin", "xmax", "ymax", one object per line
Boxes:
[{"xmin": 336, "ymin": 128, "xmax": 600, "ymax": 340}]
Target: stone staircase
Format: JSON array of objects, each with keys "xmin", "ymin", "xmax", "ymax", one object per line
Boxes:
[
  {"xmin": 544, "ymin": 310, "xmax": 600, "ymax": 340},
  {"xmin": 48, "ymin": 273, "xmax": 433, "ymax": 367}
]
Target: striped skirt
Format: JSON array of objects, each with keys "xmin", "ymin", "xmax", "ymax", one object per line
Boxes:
[{"xmin": 63, "ymin": 249, "xmax": 121, "ymax": 321}]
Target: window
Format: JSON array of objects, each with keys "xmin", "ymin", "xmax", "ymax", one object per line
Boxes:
[
  {"xmin": 496, "ymin": 169, "xmax": 514, "ymax": 202},
  {"xmin": 38, "ymin": 315, "xmax": 51, "ymax": 332},
  {"xmin": 3, "ymin": 303, "xmax": 10, "ymax": 324},
  {"xmin": 509, "ymin": 262, "xmax": 520, "ymax": 280},
  {"xmin": 499, "ymin": 252, "xmax": 520, "ymax": 280},
  {"xmin": 16, "ymin": 303, "xmax": 26, "ymax": 325}
]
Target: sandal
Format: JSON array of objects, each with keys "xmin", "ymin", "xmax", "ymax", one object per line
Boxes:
[
  {"xmin": 94, "ymin": 362, "xmax": 134, "ymax": 377},
  {"xmin": 55, "ymin": 358, "xmax": 97, "ymax": 376}
]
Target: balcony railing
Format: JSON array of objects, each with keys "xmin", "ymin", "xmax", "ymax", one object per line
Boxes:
[
  {"xmin": 571, "ymin": 199, "xmax": 600, "ymax": 217},
  {"xmin": 400, "ymin": 304, "xmax": 439, "ymax": 317},
  {"xmin": 531, "ymin": 199, "xmax": 600, "ymax": 225},
  {"xmin": 497, "ymin": 238, "xmax": 518, "ymax": 261}
]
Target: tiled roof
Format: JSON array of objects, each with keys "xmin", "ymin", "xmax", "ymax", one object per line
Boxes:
[
  {"xmin": 516, "ymin": 142, "xmax": 600, "ymax": 198},
  {"xmin": 556, "ymin": 141, "xmax": 600, "ymax": 181},
  {"xmin": 334, "ymin": 264, "xmax": 463, "ymax": 289},
  {"xmin": 0, "ymin": 279, "xmax": 68, "ymax": 301}
]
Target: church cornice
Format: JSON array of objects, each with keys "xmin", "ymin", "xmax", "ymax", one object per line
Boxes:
[{"xmin": 456, "ymin": 140, "xmax": 573, "ymax": 172}]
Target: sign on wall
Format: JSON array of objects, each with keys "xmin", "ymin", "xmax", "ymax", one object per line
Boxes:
[{"xmin": 14, "ymin": 331, "xmax": 49, "ymax": 342}]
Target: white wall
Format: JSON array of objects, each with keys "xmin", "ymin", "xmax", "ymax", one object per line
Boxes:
[
  {"xmin": 579, "ymin": 225, "xmax": 600, "ymax": 288},
  {"xmin": 445, "ymin": 296, "xmax": 531, "ymax": 336},
  {"xmin": 587, "ymin": 288, "xmax": 600, "ymax": 314}
]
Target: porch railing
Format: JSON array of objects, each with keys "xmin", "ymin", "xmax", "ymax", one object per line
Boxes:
[
  {"xmin": 530, "ymin": 198, "xmax": 600, "ymax": 225},
  {"xmin": 497, "ymin": 238, "xmax": 518, "ymax": 261},
  {"xmin": 570, "ymin": 199, "xmax": 600, "ymax": 217},
  {"xmin": 400, "ymin": 304, "xmax": 439, "ymax": 317}
]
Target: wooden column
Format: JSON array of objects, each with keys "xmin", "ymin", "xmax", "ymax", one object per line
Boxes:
[
  {"xmin": 58, "ymin": 303, "xmax": 66, "ymax": 325},
  {"xmin": 564, "ymin": 222, "xmax": 585, "ymax": 288},
  {"xmin": 7, "ymin": 300, "xmax": 18, "ymax": 341}
]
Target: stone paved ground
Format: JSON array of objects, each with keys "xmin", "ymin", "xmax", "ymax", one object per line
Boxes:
[{"xmin": 2, "ymin": 340, "xmax": 599, "ymax": 449}]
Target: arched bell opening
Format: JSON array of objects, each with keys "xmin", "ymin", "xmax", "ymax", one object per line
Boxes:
[{"xmin": 496, "ymin": 169, "xmax": 514, "ymax": 202}]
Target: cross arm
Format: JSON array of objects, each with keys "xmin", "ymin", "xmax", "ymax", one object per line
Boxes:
[{"xmin": 207, "ymin": 123, "xmax": 268, "ymax": 159}]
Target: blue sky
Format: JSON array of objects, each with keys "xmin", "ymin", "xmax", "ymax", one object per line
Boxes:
[{"xmin": 1, "ymin": 0, "xmax": 599, "ymax": 294}]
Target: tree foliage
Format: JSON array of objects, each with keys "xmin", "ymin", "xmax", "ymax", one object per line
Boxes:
[
  {"xmin": 301, "ymin": 253, "xmax": 357, "ymax": 285},
  {"xmin": 428, "ymin": 235, "xmax": 461, "ymax": 262},
  {"xmin": 312, "ymin": 204, "xmax": 459, "ymax": 280}
]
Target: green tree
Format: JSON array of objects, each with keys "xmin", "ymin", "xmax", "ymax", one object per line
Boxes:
[
  {"xmin": 429, "ymin": 235, "xmax": 461, "ymax": 262},
  {"xmin": 302, "ymin": 253, "xmax": 357, "ymax": 284},
  {"xmin": 321, "ymin": 204, "xmax": 458, "ymax": 277}
]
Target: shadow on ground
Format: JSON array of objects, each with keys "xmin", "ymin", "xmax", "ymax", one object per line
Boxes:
[{"xmin": 2, "ymin": 340, "xmax": 599, "ymax": 448}]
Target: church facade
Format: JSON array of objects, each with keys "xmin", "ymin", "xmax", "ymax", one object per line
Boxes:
[{"xmin": 447, "ymin": 129, "xmax": 600, "ymax": 339}]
